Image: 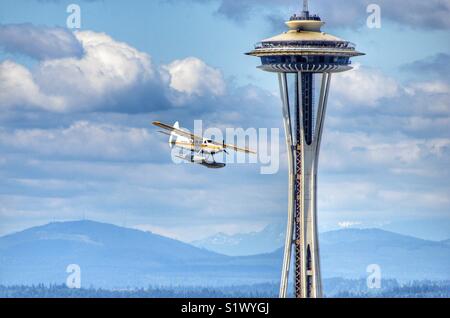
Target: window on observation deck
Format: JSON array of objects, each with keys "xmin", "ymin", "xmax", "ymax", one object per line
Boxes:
[
  {"xmin": 261, "ymin": 55, "xmax": 350, "ymax": 66},
  {"xmin": 289, "ymin": 14, "xmax": 321, "ymax": 21},
  {"xmin": 257, "ymin": 41, "xmax": 353, "ymax": 50}
]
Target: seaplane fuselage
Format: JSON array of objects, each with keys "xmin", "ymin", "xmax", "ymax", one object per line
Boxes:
[{"xmin": 172, "ymin": 137, "xmax": 224, "ymax": 155}]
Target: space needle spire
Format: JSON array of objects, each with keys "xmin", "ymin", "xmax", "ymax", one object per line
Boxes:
[
  {"xmin": 247, "ymin": 1, "xmax": 364, "ymax": 298},
  {"xmin": 303, "ymin": 0, "xmax": 309, "ymax": 13}
]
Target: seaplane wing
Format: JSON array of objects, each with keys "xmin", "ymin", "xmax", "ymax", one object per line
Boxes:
[
  {"xmin": 152, "ymin": 121, "xmax": 203, "ymax": 142},
  {"xmin": 153, "ymin": 120, "xmax": 256, "ymax": 158},
  {"xmin": 226, "ymin": 144, "xmax": 256, "ymax": 154},
  {"xmin": 209, "ymin": 140, "xmax": 256, "ymax": 154}
]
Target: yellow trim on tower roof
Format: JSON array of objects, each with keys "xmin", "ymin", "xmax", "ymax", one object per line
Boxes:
[
  {"xmin": 285, "ymin": 20, "xmax": 325, "ymax": 31},
  {"xmin": 262, "ymin": 30, "xmax": 344, "ymax": 43}
]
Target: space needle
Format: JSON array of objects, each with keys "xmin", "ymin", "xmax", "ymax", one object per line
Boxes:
[{"xmin": 247, "ymin": 0, "xmax": 364, "ymax": 298}]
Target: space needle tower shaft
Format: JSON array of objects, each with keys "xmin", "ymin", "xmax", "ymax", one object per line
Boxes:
[{"xmin": 247, "ymin": 0, "xmax": 364, "ymax": 298}]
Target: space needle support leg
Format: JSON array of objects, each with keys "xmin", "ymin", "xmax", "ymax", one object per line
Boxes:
[
  {"xmin": 315, "ymin": 73, "xmax": 332, "ymax": 153},
  {"xmin": 310, "ymin": 72, "xmax": 332, "ymax": 298},
  {"xmin": 278, "ymin": 73, "xmax": 295, "ymax": 298}
]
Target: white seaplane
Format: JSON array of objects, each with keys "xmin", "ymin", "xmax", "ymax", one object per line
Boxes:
[{"xmin": 153, "ymin": 121, "xmax": 256, "ymax": 169}]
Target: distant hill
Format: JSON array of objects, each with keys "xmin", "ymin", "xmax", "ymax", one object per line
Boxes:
[
  {"xmin": 191, "ymin": 223, "xmax": 285, "ymax": 256},
  {"xmin": 0, "ymin": 221, "xmax": 279, "ymax": 288},
  {"xmin": 194, "ymin": 225, "xmax": 450, "ymax": 281},
  {"xmin": 0, "ymin": 221, "xmax": 449, "ymax": 289},
  {"xmin": 319, "ymin": 228, "xmax": 450, "ymax": 281}
]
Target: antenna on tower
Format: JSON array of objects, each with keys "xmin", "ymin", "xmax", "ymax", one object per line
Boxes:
[{"xmin": 303, "ymin": 0, "xmax": 309, "ymax": 12}]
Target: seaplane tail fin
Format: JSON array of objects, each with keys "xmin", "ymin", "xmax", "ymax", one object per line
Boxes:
[{"xmin": 168, "ymin": 121, "xmax": 180, "ymax": 148}]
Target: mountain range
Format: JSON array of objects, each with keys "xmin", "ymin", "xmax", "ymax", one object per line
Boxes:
[
  {"xmin": 0, "ymin": 221, "xmax": 279, "ymax": 288},
  {"xmin": 191, "ymin": 223, "xmax": 285, "ymax": 256},
  {"xmin": 0, "ymin": 220, "xmax": 449, "ymax": 290}
]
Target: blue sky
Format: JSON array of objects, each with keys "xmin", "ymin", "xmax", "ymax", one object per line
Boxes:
[{"xmin": 0, "ymin": 0, "xmax": 449, "ymax": 241}]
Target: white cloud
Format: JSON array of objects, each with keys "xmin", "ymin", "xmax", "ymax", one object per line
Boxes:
[
  {"xmin": 321, "ymin": 131, "xmax": 450, "ymax": 171},
  {"xmin": 0, "ymin": 24, "xmax": 83, "ymax": 60},
  {"xmin": 321, "ymin": 181, "xmax": 378, "ymax": 210},
  {"xmin": 0, "ymin": 121, "xmax": 156, "ymax": 160},
  {"xmin": 0, "ymin": 30, "xmax": 155, "ymax": 112},
  {"xmin": 378, "ymin": 189, "xmax": 450, "ymax": 209},
  {"xmin": 338, "ymin": 221, "xmax": 362, "ymax": 228},
  {"xmin": 36, "ymin": 31, "xmax": 155, "ymax": 111},
  {"xmin": 406, "ymin": 81, "xmax": 450, "ymax": 95},
  {"xmin": 403, "ymin": 116, "xmax": 450, "ymax": 133},
  {"xmin": 0, "ymin": 29, "xmax": 230, "ymax": 112},
  {"xmin": 162, "ymin": 57, "xmax": 226, "ymax": 97},
  {"xmin": 332, "ymin": 64, "xmax": 399, "ymax": 107},
  {"xmin": 0, "ymin": 60, "xmax": 66, "ymax": 111}
]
